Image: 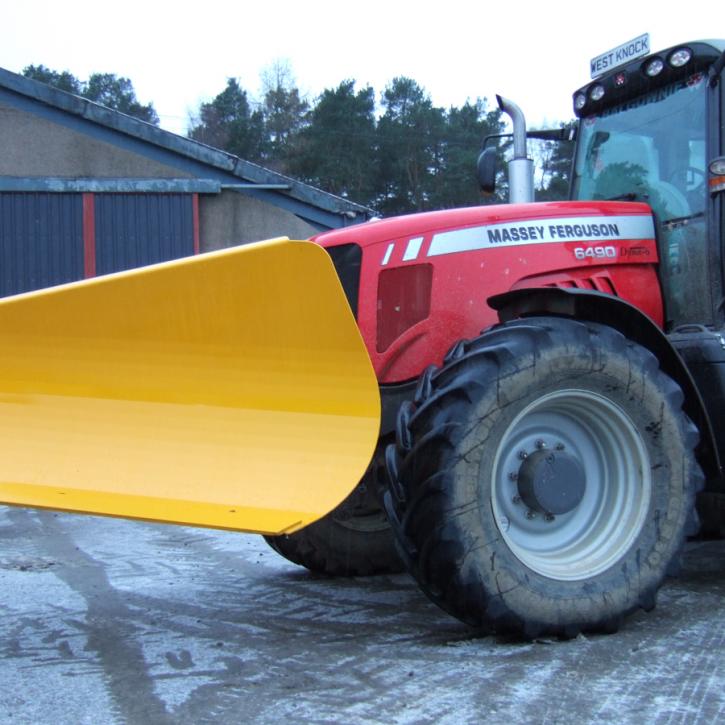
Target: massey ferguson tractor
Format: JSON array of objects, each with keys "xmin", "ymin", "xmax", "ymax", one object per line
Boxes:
[{"xmin": 1, "ymin": 38, "xmax": 724, "ymax": 639}]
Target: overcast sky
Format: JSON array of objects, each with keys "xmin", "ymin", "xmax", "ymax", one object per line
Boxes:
[{"xmin": 2, "ymin": 1, "xmax": 722, "ymax": 136}]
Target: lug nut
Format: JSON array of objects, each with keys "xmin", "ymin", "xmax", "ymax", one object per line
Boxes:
[
  {"xmin": 555, "ymin": 443, "xmax": 565, "ymax": 451},
  {"xmin": 509, "ymin": 472, "xmax": 518, "ymax": 481},
  {"xmin": 512, "ymin": 495, "xmax": 522, "ymax": 504},
  {"xmin": 535, "ymin": 439, "xmax": 546, "ymax": 449},
  {"xmin": 525, "ymin": 510, "xmax": 536, "ymax": 520},
  {"xmin": 545, "ymin": 513, "xmax": 555, "ymax": 522},
  {"xmin": 518, "ymin": 450, "xmax": 528, "ymax": 460}
]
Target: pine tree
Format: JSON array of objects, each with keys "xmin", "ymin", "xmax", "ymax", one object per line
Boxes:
[
  {"xmin": 188, "ymin": 78, "xmax": 265, "ymax": 161},
  {"xmin": 290, "ymin": 80, "xmax": 377, "ymax": 204}
]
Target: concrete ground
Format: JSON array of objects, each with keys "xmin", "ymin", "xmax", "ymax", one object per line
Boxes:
[{"xmin": 1, "ymin": 505, "xmax": 724, "ymax": 725}]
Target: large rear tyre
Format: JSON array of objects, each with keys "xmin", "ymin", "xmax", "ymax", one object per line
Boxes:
[
  {"xmin": 265, "ymin": 440, "xmax": 404, "ymax": 576},
  {"xmin": 385, "ymin": 317, "xmax": 703, "ymax": 638}
]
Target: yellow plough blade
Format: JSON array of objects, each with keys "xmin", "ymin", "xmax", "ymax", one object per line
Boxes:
[{"xmin": 0, "ymin": 238, "xmax": 380, "ymax": 535}]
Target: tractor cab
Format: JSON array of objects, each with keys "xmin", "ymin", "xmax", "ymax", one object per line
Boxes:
[{"xmin": 570, "ymin": 39, "xmax": 725, "ymax": 330}]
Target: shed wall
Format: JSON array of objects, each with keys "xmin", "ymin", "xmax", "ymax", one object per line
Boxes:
[
  {"xmin": 0, "ymin": 192, "xmax": 83, "ymax": 296},
  {"xmin": 95, "ymin": 194, "xmax": 195, "ymax": 274},
  {"xmin": 199, "ymin": 191, "xmax": 317, "ymax": 251},
  {"xmin": 0, "ymin": 101, "xmax": 190, "ymax": 178}
]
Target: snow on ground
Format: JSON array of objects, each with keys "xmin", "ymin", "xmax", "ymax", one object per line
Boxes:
[{"xmin": 1, "ymin": 507, "xmax": 724, "ymax": 724}]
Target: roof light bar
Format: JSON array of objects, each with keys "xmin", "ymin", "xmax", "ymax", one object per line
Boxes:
[{"xmin": 572, "ymin": 41, "xmax": 722, "ymax": 119}]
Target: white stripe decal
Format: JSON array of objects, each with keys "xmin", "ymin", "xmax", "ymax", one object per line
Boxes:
[
  {"xmin": 402, "ymin": 236, "xmax": 424, "ymax": 261},
  {"xmin": 381, "ymin": 243, "xmax": 394, "ymax": 265},
  {"xmin": 427, "ymin": 215, "xmax": 655, "ymax": 257}
]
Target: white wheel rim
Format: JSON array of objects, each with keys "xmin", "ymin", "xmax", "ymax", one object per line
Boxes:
[{"xmin": 490, "ymin": 390, "xmax": 652, "ymax": 581}]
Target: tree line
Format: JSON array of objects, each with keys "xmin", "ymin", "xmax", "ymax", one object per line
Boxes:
[{"xmin": 22, "ymin": 64, "xmax": 573, "ymax": 215}]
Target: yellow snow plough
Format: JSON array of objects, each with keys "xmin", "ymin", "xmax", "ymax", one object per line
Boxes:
[{"xmin": 0, "ymin": 237, "xmax": 380, "ymax": 535}]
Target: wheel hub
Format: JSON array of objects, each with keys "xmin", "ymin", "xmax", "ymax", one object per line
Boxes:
[{"xmin": 517, "ymin": 449, "xmax": 586, "ymax": 515}]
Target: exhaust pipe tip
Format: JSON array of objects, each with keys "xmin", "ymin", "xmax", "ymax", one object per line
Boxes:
[{"xmin": 496, "ymin": 94, "xmax": 534, "ymax": 204}]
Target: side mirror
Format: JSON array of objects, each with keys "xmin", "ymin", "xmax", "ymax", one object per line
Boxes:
[{"xmin": 477, "ymin": 147, "xmax": 498, "ymax": 194}]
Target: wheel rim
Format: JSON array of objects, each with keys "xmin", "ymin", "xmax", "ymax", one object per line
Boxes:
[{"xmin": 490, "ymin": 390, "xmax": 652, "ymax": 581}]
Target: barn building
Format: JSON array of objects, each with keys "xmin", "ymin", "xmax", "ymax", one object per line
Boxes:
[{"xmin": 0, "ymin": 67, "xmax": 372, "ymax": 297}]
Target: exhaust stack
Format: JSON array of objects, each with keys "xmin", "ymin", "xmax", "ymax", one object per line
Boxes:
[{"xmin": 496, "ymin": 95, "xmax": 535, "ymax": 204}]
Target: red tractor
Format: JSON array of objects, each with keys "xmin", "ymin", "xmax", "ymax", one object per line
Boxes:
[
  {"xmin": 267, "ymin": 38, "xmax": 725, "ymax": 637},
  {"xmin": 2, "ymin": 38, "xmax": 724, "ymax": 640}
]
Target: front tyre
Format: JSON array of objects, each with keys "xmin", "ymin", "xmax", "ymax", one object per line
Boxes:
[{"xmin": 385, "ymin": 317, "xmax": 702, "ymax": 638}]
